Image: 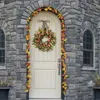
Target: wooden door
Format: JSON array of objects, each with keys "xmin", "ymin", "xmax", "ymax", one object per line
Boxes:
[{"xmin": 29, "ymin": 12, "xmax": 61, "ymax": 99}]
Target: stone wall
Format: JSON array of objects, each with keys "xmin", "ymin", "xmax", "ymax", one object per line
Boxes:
[
  {"xmin": 0, "ymin": 0, "xmax": 100, "ymax": 100},
  {"xmin": 0, "ymin": 1, "xmax": 17, "ymax": 100},
  {"xmin": 72, "ymin": 1, "xmax": 100, "ymax": 100}
]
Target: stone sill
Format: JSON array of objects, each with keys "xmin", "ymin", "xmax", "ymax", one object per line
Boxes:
[
  {"xmin": 93, "ymin": 87, "xmax": 100, "ymax": 89},
  {"xmin": 82, "ymin": 67, "xmax": 97, "ymax": 71},
  {"xmin": 0, "ymin": 87, "xmax": 11, "ymax": 89},
  {"xmin": 0, "ymin": 65, "xmax": 6, "ymax": 70}
]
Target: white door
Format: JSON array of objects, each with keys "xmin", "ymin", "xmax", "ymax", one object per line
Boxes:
[{"xmin": 29, "ymin": 12, "xmax": 61, "ymax": 99}]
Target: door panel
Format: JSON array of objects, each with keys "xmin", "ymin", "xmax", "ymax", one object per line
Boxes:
[
  {"xmin": 29, "ymin": 12, "xmax": 61, "ymax": 98},
  {"xmin": 33, "ymin": 70, "xmax": 56, "ymax": 89},
  {"xmin": 34, "ymin": 46, "xmax": 56, "ymax": 61}
]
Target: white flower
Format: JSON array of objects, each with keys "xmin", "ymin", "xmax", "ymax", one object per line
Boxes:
[{"xmin": 42, "ymin": 37, "xmax": 48, "ymax": 42}]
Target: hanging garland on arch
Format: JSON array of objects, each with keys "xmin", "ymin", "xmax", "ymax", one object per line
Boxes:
[{"xmin": 25, "ymin": 6, "xmax": 68, "ymax": 96}]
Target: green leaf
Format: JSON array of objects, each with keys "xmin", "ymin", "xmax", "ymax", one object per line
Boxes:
[{"xmin": 96, "ymin": 72, "xmax": 100, "ymax": 80}]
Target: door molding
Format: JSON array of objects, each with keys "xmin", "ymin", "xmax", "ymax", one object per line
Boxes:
[{"xmin": 25, "ymin": 6, "xmax": 68, "ymax": 100}]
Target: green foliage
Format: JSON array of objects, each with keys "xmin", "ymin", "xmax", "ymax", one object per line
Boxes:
[
  {"xmin": 0, "ymin": 77, "xmax": 15, "ymax": 87},
  {"xmin": 0, "ymin": 80, "xmax": 9, "ymax": 87},
  {"xmin": 95, "ymin": 72, "xmax": 100, "ymax": 86}
]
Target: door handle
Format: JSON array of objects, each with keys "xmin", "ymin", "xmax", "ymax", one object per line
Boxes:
[{"xmin": 58, "ymin": 58, "xmax": 61, "ymax": 75}]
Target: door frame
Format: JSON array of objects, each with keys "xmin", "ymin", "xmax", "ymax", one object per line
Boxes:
[{"xmin": 25, "ymin": 6, "xmax": 67, "ymax": 100}]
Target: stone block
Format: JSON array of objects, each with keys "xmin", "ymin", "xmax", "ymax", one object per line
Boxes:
[
  {"xmin": 65, "ymin": 44, "xmax": 76, "ymax": 51},
  {"xmin": 9, "ymin": 44, "xmax": 16, "ymax": 50},
  {"xmin": 26, "ymin": 5, "xmax": 34, "ymax": 12},
  {"xmin": 67, "ymin": 52, "xmax": 76, "ymax": 58},
  {"xmin": 16, "ymin": 92, "xmax": 21, "ymax": 98},
  {"xmin": 4, "ymin": 0, "xmax": 15, "ymax": 4},
  {"xmin": 51, "ymin": 1, "xmax": 59, "ymax": 8},
  {"xmin": 65, "ymin": 19, "xmax": 72, "ymax": 25},
  {"xmin": 16, "ymin": 83, "xmax": 22, "ymax": 90},
  {"xmin": 23, "ymin": 1, "xmax": 30, "ymax": 7},
  {"xmin": 16, "ymin": 43, "xmax": 23, "ymax": 49},
  {"xmin": 20, "ymin": 19, "xmax": 27, "ymax": 25},
  {"xmin": 33, "ymin": 1, "xmax": 39, "ymax": 9},
  {"xmin": 60, "ymin": 0, "xmax": 65, "ymax": 4},
  {"xmin": 0, "ymin": 2, "xmax": 4, "ymax": 8},
  {"xmin": 16, "ymin": 98, "xmax": 21, "ymax": 100},
  {"xmin": 43, "ymin": 0, "xmax": 50, "ymax": 6},
  {"xmin": 38, "ymin": 0, "xmax": 44, "ymax": 7},
  {"xmin": 0, "ymin": 71, "xmax": 8, "ymax": 75},
  {"xmin": 23, "ymin": 11, "xmax": 30, "ymax": 17},
  {"xmin": 9, "ymin": 87, "xmax": 16, "ymax": 100},
  {"xmin": 23, "ymin": 43, "xmax": 27, "ymax": 50},
  {"xmin": 20, "ymin": 93, "xmax": 26, "ymax": 99},
  {"xmin": 69, "ymin": 84, "xmax": 76, "ymax": 89},
  {"xmin": 66, "ymin": 96, "xmax": 77, "ymax": 100}
]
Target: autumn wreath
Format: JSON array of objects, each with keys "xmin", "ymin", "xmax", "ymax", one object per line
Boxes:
[{"xmin": 33, "ymin": 28, "xmax": 56, "ymax": 52}]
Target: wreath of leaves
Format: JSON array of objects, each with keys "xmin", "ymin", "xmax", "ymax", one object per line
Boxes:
[{"xmin": 33, "ymin": 28, "xmax": 56, "ymax": 51}]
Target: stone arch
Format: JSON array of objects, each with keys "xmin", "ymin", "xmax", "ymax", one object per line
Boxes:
[
  {"xmin": 18, "ymin": 1, "xmax": 68, "ymax": 32},
  {"xmin": 0, "ymin": 20, "xmax": 8, "ymax": 35},
  {"xmin": 81, "ymin": 21, "xmax": 96, "ymax": 37},
  {"xmin": 0, "ymin": 28, "xmax": 5, "ymax": 43}
]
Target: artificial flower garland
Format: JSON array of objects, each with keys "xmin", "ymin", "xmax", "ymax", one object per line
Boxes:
[
  {"xmin": 33, "ymin": 28, "xmax": 56, "ymax": 52},
  {"xmin": 25, "ymin": 6, "xmax": 68, "ymax": 96}
]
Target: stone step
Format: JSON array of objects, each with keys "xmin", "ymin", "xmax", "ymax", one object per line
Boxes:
[{"xmin": 29, "ymin": 99, "xmax": 62, "ymax": 100}]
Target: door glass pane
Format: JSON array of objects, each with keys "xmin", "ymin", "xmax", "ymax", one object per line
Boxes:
[
  {"xmin": 0, "ymin": 42, "xmax": 5, "ymax": 48},
  {"xmin": 0, "ymin": 34, "xmax": 5, "ymax": 42},
  {"xmin": 0, "ymin": 57, "xmax": 5, "ymax": 63},
  {"xmin": 0, "ymin": 50, "xmax": 5, "ymax": 63},
  {"xmin": 0, "ymin": 50, "xmax": 5, "ymax": 57},
  {"xmin": 0, "ymin": 29, "xmax": 5, "ymax": 63}
]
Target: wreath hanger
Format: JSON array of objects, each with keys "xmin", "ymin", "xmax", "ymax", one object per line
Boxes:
[
  {"xmin": 38, "ymin": 20, "xmax": 50, "ymax": 31},
  {"xmin": 33, "ymin": 20, "xmax": 56, "ymax": 51}
]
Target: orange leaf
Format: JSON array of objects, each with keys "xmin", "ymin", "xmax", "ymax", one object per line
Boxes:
[{"xmin": 26, "ymin": 33, "xmax": 30, "ymax": 40}]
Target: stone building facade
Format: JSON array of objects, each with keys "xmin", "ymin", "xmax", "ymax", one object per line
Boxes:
[{"xmin": 0, "ymin": 0, "xmax": 100, "ymax": 100}]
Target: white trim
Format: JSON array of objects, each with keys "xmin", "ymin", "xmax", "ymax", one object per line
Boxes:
[
  {"xmin": 92, "ymin": 29, "xmax": 95, "ymax": 69},
  {"xmin": 82, "ymin": 66, "xmax": 97, "ymax": 71}
]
